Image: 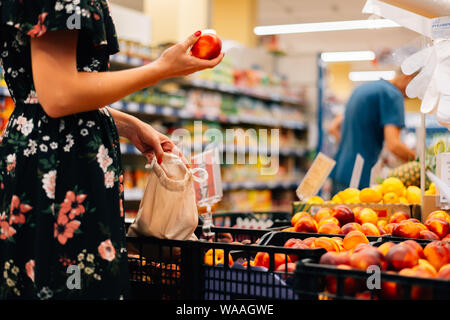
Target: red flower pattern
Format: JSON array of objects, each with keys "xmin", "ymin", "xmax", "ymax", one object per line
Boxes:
[
  {"xmin": 27, "ymin": 12, "xmax": 48, "ymax": 37},
  {"xmin": 54, "ymin": 214, "xmax": 81, "ymax": 245},
  {"xmin": 59, "ymin": 191, "xmax": 87, "ymax": 220},
  {"xmin": 9, "ymin": 195, "xmax": 32, "ymax": 225}
]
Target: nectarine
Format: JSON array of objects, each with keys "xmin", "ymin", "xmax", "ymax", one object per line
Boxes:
[
  {"xmin": 361, "ymin": 223, "xmax": 381, "ymax": 237},
  {"xmin": 389, "ymin": 211, "xmax": 409, "ymax": 224},
  {"xmin": 294, "ymin": 217, "xmax": 318, "ymax": 233},
  {"xmin": 423, "ymin": 241, "xmax": 450, "ymax": 271},
  {"xmin": 318, "ymin": 222, "xmax": 342, "ymax": 235},
  {"xmin": 343, "ymin": 231, "xmax": 369, "ymax": 251},
  {"xmin": 341, "ymin": 222, "xmax": 363, "ymax": 235},
  {"xmin": 332, "ymin": 205, "xmax": 355, "ymax": 226},
  {"xmin": 425, "ymin": 217, "xmax": 449, "ymax": 239},
  {"xmin": 385, "ymin": 243, "xmax": 419, "ymax": 271},
  {"xmin": 356, "ymin": 208, "xmax": 378, "ymax": 225}
]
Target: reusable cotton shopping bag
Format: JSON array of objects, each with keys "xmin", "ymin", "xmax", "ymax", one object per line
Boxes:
[{"xmin": 127, "ymin": 152, "xmax": 203, "ymax": 241}]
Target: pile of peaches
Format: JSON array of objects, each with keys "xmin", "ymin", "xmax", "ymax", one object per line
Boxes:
[
  {"xmin": 317, "ymin": 238, "xmax": 450, "ymax": 299},
  {"xmin": 284, "ymin": 205, "xmax": 450, "ymax": 241}
]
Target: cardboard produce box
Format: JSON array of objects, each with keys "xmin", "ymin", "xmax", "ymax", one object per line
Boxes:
[
  {"xmin": 422, "ymin": 195, "xmax": 450, "ymax": 222},
  {"xmin": 292, "ymin": 202, "xmax": 422, "ymax": 222}
]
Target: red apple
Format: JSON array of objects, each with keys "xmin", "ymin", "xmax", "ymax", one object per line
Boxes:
[{"xmin": 190, "ymin": 33, "xmax": 222, "ymax": 60}]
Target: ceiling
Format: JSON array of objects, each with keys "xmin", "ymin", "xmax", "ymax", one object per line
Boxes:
[{"xmin": 257, "ymin": 0, "xmax": 421, "ymax": 56}]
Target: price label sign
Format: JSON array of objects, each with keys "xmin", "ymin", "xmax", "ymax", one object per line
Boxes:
[
  {"xmin": 191, "ymin": 148, "xmax": 223, "ymax": 207},
  {"xmin": 296, "ymin": 152, "xmax": 336, "ymax": 201}
]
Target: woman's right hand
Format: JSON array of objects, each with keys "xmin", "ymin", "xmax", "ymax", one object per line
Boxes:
[{"xmin": 154, "ymin": 31, "xmax": 225, "ymax": 79}]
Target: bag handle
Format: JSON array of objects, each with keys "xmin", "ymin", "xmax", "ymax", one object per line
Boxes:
[{"xmin": 144, "ymin": 153, "xmax": 209, "ymax": 183}]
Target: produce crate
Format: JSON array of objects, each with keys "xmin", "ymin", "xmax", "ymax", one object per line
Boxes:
[
  {"xmin": 292, "ymin": 202, "xmax": 422, "ymax": 221},
  {"xmin": 205, "ymin": 211, "xmax": 291, "ymax": 229},
  {"xmin": 294, "ymin": 238, "xmax": 449, "ymax": 300},
  {"xmin": 194, "ymin": 225, "xmax": 274, "ymax": 244},
  {"xmin": 378, "ymin": 234, "xmax": 433, "ymax": 246},
  {"xmin": 258, "ymin": 231, "xmax": 381, "ymax": 246},
  {"xmin": 127, "ymin": 232, "xmax": 329, "ymax": 300}
]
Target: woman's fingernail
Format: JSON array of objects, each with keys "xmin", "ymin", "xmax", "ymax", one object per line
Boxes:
[{"xmin": 194, "ymin": 30, "xmax": 201, "ymax": 37}]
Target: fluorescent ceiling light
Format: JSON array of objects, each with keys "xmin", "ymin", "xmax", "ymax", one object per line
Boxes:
[
  {"xmin": 349, "ymin": 71, "xmax": 396, "ymax": 82},
  {"xmin": 254, "ymin": 19, "xmax": 400, "ymax": 35},
  {"xmin": 321, "ymin": 51, "xmax": 376, "ymax": 62}
]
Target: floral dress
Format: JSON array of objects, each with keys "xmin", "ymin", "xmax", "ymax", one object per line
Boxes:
[{"xmin": 0, "ymin": 0, "xmax": 129, "ymax": 299}]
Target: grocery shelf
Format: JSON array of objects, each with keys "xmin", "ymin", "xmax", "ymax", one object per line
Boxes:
[
  {"xmin": 110, "ymin": 100, "xmax": 308, "ymax": 130},
  {"xmin": 124, "ymin": 179, "xmax": 299, "ymax": 202},
  {"xmin": 109, "ymin": 60, "xmax": 303, "ymax": 106},
  {"xmin": 120, "ymin": 142, "xmax": 308, "ymax": 157}
]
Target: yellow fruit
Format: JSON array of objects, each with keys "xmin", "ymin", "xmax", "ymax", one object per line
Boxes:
[
  {"xmin": 383, "ymin": 192, "xmax": 399, "ymax": 204},
  {"xmin": 429, "ymin": 183, "xmax": 436, "ymax": 193},
  {"xmin": 425, "ymin": 189, "xmax": 435, "ymax": 196},
  {"xmin": 339, "ymin": 188, "xmax": 360, "ymax": 202},
  {"xmin": 345, "ymin": 197, "xmax": 361, "ymax": 204},
  {"xmin": 406, "ymin": 186, "xmax": 421, "ymax": 204},
  {"xmin": 331, "ymin": 194, "xmax": 343, "ymax": 203},
  {"xmin": 381, "ymin": 177, "xmax": 405, "ymax": 197},
  {"xmin": 359, "ymin": 188, "xmax": 383, "ymax": 203},
  {"xmin": 399, "ymin": 197, "xmax": 409, "ymax": 204},
  {"xmin": 307, "ymin": 196, "xmax": 324, "ymax": 204},
  {"xmin": 373, "ymin": 184, "xmax": 384, "ymax": 195}
]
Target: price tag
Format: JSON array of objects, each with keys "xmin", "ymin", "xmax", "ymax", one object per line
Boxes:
[
  {"xmin": 296, "ymin": 152, "xmax": 336, "ymax": 201},
  {"xmin": 191, "ymin": 148, "xmax": 223, "ymax": 207}
]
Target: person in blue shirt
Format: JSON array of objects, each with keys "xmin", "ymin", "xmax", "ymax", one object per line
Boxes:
[{"xmin": 331, "ymin": 72, "xmax": 416, "ymax": 194}]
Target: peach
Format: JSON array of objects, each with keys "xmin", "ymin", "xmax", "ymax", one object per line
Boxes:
[
  {"xmin": 350, "ymin": 247, "xmax": 386, "ymax": 270},
  {"xmin": 425, "ymin": 217, "xmax": 450, "ymax": 239},
  {"xmin": 314, "ymin": 207, "xmax": 333, "ymax": 223},
  {"xmin": 341, "ymin": 222, "xmax": 363, "ymax": 235},
  {"xmin": 343, "ymin": 231, "xmax": 369, "ymax": 251},
  {"xmin": 318, "ymin": 216, "xmax": 340, "ymax": 228},
  {"xmin": 377, "ymin": 242, "xmax": 395, "ymax": 257},
  {"xmin": 378, "ymin": 226, "xmax": 387, "ymax": 235},
  {"xmin": 385, "ymin": 243, "xmax": 419, "ymax": 271},
  {"xmin": 356, "ymin": 208, "xmax": 378, "ymax": 225},
  {"xmin": 377, "ymin": 220, "xmax": 388, "ymax": 229},
  {"xmin": 443, "ymin": 234, "xmax": 450, "ymax": 242},
  {"xmin": 389, "ymin": 211, "xmax": 409, "ymax": 224},
  {"xmin": 423, "ymin": 241, "xmax": 450, "ymax": 271},
  {"xmin": 419, "ymin": 230, "xmax": 440, "ymax": 240},
  {"xmin": 392, "ymin": 221, "xmax": 422, "ymax": 239},
  {"xmin": 326, "ymin": 264, "xmax": 360, "ymax": 295},
  {"xmin": 427, "ymin": 211, "xmax": 450, "ymax": 224},
  {"xmin": 403, "ymin": 240, "xmax": 425, "ymax": 259},
  {"xmin": 320, "ymin": 251, "xmax": 351, "ymax": 266},
  {"xmin": 361, "ymin": 223, "xmax": 381, "ymax": 237},
  {"xmin": 318, "ymin": 222, "xmax": 342, "ymax": 235},
  {"xmin": 332, "ymin": 205, "xmax": 355, "ymax": 226},
  {"xmin": 414, "ymin": 259, "xmax": 438, "ymax": 277},
  {"xmin": 408, "ymin": 218, "xmax": 422, "ymax": 224},
  {"xmin": 284, "ymin": 238, "xmax": 304, "ymax": 248},
  {"xmin": 437, "ymin": 264, "xmax": 450, "ymax": 279},
  {"xmin": 294, "ymin": 217, "xmax": 318, "ymax": 233},
  {"xmin": 291, "ymin": 211, "xmax": 312, "ymax": 226},
  {"xmin": 384, "ymin": 223, "xmax": 397, "ymax": 235},
  {"xmin": 314, "ymin": 237, "xmax": 340, "ymax": 252},
  {"xmin": 352, "ymin": 243, "xmax": 372, "ymax": 254},
  {"xmin": 303, "ymin": 237, "xmax": 317, "ymax": 248}
]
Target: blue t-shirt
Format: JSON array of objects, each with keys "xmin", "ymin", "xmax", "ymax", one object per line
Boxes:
[{"xmin": 331, "ymin": 80, "xmax": 405, "ymax": 189}]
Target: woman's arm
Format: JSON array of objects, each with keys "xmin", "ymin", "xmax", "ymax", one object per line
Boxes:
[{"xmin": 31, "ymin": 30, "xmax": 224, "ymax": 118}]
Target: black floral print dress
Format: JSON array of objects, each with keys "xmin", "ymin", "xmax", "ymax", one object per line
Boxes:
[{"xmin": 0, "ymin": 0, "xmax": 129, "ymax": 299}]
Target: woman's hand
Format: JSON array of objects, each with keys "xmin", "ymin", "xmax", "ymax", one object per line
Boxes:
[
  {"xmin": 128, "ymin": 120, "xmax": 189, "ymax": 167},
  {"xmin": 154, "ymin": 31, "xmax": 225, "ymax": 79}
]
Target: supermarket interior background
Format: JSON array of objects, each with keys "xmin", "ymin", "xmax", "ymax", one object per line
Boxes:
[{"xmin": 0, "ymin": 0, "xmax": 448, "ymax": 219}]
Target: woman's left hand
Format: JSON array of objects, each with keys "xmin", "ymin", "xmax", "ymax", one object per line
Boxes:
[{"xmin": 128, "ymin": 120, "xmax": 189, "ymax": 167}]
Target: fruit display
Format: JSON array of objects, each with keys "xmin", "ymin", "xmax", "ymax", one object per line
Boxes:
[
  {"xmin": 327, "ymin": 178, "xmax": 421, "ymax": 205},
  {"xmin": 313, "ymin": 238, "xmax": 450, "ymax": 299}
]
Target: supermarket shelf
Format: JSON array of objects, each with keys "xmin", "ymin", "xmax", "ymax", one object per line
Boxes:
[
  {"xmin": 0, "ymin": 86, "xmax": 10, "ymax": 97},
  {"xmin": 109, "ymin": 60, "xmax": 303, "ymax": 106},
  {"xmin": 222, "ymin": 180, "xmax": 299, "ymax": 191},
  {"xmin": 110, "ymin": 100, "xmax": 308, "ymax": 130},
  {"xmin": 124, "ymin": 180, "xmax": 299, "ymax": 201},
  {"xmin": 120, "ymin": 143, "xmax": 308, "ymax": 157},
  {"xmin": 182, "ymin": 78, "xmax": 303, "ymax": 106}
]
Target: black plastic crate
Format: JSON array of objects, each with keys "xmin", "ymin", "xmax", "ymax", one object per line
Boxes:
[
  {"xmin": 258, "ymin": 231, "xmax": 381, "ymax": 246},
  {"xmin": 379, "ymin": 234, "xmax": 433, "ymax": 246},
  {"xmin": 202, "ymin": 211, "xmax": 291, "ymax": 229},
  {"xmin": 194, "ymin": 225, "xmax": 274, "ymax": 244},
  {"xmin": 295, "ymin": 258, "xmax": 450, "ymax": 300},
  {"xmin": 126, "ymin": 233, "xmax": 328, "ymax": 300}
]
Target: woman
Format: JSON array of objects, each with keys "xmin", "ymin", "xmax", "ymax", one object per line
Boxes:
[{"xmin": 0, "ymin": 0, "xmax": 223, "ymax": 299}]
